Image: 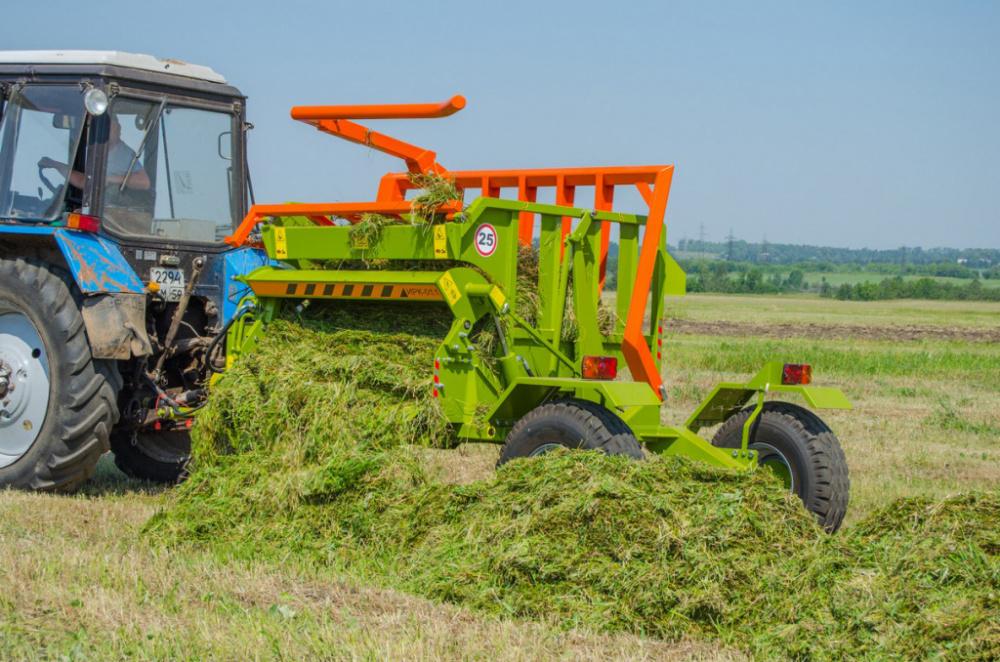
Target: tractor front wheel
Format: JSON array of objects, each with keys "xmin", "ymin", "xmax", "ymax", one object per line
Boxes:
[
  {"xmin": 497, "ymin": 399, "xmax": 644, "ymax": 466},
  {"xmin": 111, "ymin": 429, "xmax": 190, "ymax": 484},
  {"xmin": 712, "ymin": 403, "xmax": 850, "ymax": 532}
]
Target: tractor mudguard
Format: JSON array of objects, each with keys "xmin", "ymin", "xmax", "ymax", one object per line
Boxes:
[
  {"xmin": 0, "ymin": 225, "xmax": 144, "ymax": 294},
  {"xmin": 80, "ymin": 292, "xmax": 152, "ymax": 359},
  {"xmin": 684, "ymin": 361, "xmax": 851, "ymax": 433},
  {"xmin": 52, "ymin": 229, "xmax": 145, "ymax": 294},
  {"xmin": 0, "ymin": 226, "xmax": 150, "ymax": 358}
]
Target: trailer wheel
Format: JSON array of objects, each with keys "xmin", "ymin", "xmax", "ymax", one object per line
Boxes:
[
  {"xmin": 712, "ymin": 404, "xmax": 849, "ymax": 532},
  {"xmin": 0, "ymin": 257, "xmax": 121, "ymax": 492},
  {"xmin": 111, "ymin": 430, "xmax": 190, "ymax": 484},
  {"xmin": 497, "ymin": 399, "xmax": 644, "ymax": 466}
]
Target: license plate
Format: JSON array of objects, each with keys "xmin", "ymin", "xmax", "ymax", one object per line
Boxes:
[{"xmin": 150, "ymin": 267, "xmax": 185, "ymax": 302}]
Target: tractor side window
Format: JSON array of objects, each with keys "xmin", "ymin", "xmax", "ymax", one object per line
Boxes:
[
  {"xmin": 102, "ymin": 99, "xmax": 238, "ymax": 243},
  {"xmin": 0, "ymin": 85, "xmax": 86, "ymax": 221}
]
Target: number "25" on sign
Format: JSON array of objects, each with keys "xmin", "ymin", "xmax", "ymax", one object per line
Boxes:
[{"xmin": 474, "ymin": 224, "xmax": 498, "ymax": 257}]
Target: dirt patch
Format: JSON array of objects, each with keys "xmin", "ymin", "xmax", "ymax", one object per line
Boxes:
[{"xmin": 666, "ymin": 319, "xmax": 1000, "ymax": 343}]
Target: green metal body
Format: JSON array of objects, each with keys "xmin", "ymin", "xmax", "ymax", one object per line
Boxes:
[{"xmin": 225, "ymin": 197, "xmax": 851, "ymax": 472}]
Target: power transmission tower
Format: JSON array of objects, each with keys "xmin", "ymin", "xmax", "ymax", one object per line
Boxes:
[
  {"xmin": 726, "ymin": 229, "xmax": 736, "ymax": 261},
  {"xmin": 698, "ymin": 223, "xmax": 706, "ymax": 251}
]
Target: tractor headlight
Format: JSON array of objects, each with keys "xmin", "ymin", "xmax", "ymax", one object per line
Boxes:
[{"xmin": 83, "ymin": 88, "xmax": 109, "ymax": 116}]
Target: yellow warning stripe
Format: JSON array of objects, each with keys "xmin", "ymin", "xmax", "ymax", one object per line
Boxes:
[{"xmin": 249, "ymin": 281, "xmax": 444, "ymax": 301}]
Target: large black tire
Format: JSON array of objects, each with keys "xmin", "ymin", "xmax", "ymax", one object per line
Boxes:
[
  {"xmin": 712, "ymin": 402, "xmax": 850, "ymax": 532},
  {"xmin": 0, "ymin": 257, "xmax": 121, "ymax": 492},
  {"xmin": 110, "ymin": 429, "xmax": 190, "ymax": 484},
  {"xmin": 498, "ymin": 399, "xmax": 644, "ymax": 466}
]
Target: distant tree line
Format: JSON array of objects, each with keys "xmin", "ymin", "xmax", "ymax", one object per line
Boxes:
[
  {"xmin": 674, "ymin": 238, "xmax": 999, "ymax": 269},
  {"xmin": 682, "ymin": 261, "xmax": 806, "ymax": 295},
  {"xmin": 822, "ymin": 277, "xmax": 1000, "ymax": 302},
  {"xmin": 599, "ymin": 241, "xmax": 1000, "ymax": 301}
]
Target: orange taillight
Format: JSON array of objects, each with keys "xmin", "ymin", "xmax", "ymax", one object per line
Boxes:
[
  {"xmin": 782, "ymin": 363, "xmax": 812, "ymax": 385},
  {"xmin": 66, "ymin": 213, "xmax": 101, "ymax": 232},
  {"xmin": 581, "ymin": 355, "xmax": 617, "ymax": 380}
]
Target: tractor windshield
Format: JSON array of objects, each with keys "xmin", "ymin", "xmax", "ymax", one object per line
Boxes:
[
  {"xmin": 0, "ymin": 85, "xmax": 87, "ymax": 222},
  {"xmin": 102, "ymin": 97, "xmax": 239, "ymax": 243}
]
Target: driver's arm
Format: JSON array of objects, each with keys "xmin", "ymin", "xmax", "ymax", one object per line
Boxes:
[
  {"xmin": 38, "ymin": 157, "xmax": 151, "ymax": 191},
  {"xmin": 38, "ymin": 157, "xmax": 86, "ymax": 189},
  {"xmin": 106, "ymin": 168, "xmax": 151, "ymax": 191}
]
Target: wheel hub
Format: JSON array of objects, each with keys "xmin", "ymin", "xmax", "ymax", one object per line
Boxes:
[
  {"xmin": 0, "ymin": 359, "xmax": 11, "ymax": 399},
  {"xmin": 0, "ymin": 311, "xmax": 50, "ymax": 468}
]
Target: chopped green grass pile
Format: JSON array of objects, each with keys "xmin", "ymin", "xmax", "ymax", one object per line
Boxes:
[{"xmin": 149, "ymin": 304, "xmax": 1000, "ymax": 660}]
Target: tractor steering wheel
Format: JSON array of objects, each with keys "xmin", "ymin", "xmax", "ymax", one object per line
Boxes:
[{"xmin": 38, "ymin": 165, "xmax": 60, "ymax": 196}]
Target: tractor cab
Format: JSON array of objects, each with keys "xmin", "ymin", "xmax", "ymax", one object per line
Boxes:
[
  {"xmin": 0, "ymin": 51, "xmax": 250, "ymax": 253},
  {"xmin": 0, "ymin": 52, "xmax": 263, "ymax": 488}
]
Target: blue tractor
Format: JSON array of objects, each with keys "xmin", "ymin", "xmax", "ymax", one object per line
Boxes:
[{"xmin": 0, "ymin": 51, "xmax": 265, "ymax": 489}]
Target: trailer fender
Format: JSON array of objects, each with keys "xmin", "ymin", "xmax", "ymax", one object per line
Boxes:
[
  {"xmin": 486, "ymin": 377, "xmax": 661, "ymax": 431},
  {"xmin": 684, "ymin": 361, "xmax": 851, "ymax": 433}
]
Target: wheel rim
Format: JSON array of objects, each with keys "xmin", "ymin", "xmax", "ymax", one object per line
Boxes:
[
  {"xmin": 529, "ymin": 442, "xmax": 564, "ymax": 457},
  {"xmin": 751, "ymin": 442, "xmax": 794, "ymax": 491},
  {"xmin": 0, "ymin": 310, "xmax": 51, "ymax": 468}
]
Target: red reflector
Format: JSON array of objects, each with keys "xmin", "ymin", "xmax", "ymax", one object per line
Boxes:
[
  {"xmin": 782, "ymin": 363, "xmax": 812, "ymax": 385},
  {"xmin": 66, "ymin": 213, "xmax": 101, "ymax": 232},
  {"xmin": 434, "ymin": 359, "xmax": 441, "ymax": 371},
  {"xmin": 582, "ymin": 355, "xmax": 617, "ymax": 380},
  {"xmin": 433, "ymin": 375, "xmax": 440, "ymax": 384},
  {"xmin": 431, "ymin": 387, "xmax": 438, "ymax": 398}
]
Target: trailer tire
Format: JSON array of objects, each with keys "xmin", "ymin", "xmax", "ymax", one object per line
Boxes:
[
  {"xmin": 497, "ymin": 399, "xmax": 644, "ymax": 466},
  {"xmin": 0, "ymin": 257, "xmax": 121, "ymax": 492},
  {"xmin": 712, "ymin": 404, "xmax": 849, "ymax": 532},
  {"xmin": 111, "ymin": 430, "xmax": 190, "ymax": 484}
]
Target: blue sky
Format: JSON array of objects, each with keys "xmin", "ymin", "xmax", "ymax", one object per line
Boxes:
[{"xmin": 5, "ymin": 0, "xmax": 999, "ymax": 249}]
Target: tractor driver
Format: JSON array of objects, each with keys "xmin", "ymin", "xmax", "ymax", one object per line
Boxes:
[{"xmin": 38, "ymin": 115, "xmax": 151, "ymax": 192}]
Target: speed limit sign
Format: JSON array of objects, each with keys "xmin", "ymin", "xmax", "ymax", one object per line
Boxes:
[{"xmin": 474, "ymin": 223, "xmax": 498, "ymax": 257}]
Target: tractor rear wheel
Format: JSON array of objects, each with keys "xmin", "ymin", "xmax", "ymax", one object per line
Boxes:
[
  {"xmin": 712, "ymin": 403, "xmax": 849, "ymax": 532},
  {"xmin": 0, "ymin": 257, "xmax": 120, "ymax": 491},
  {"xmin": 110, "ymin": 429, "xmax": 190, "ymax": 484},
  {"xmin": 497, "ymin": 399, "xmax": 644, "ymax": 466}
]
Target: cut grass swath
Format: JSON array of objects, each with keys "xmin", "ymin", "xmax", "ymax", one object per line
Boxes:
[{"xmin": 149, "ymin": 303, "xmax": 999, "ymax": 661}]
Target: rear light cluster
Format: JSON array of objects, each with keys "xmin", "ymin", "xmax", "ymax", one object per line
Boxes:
[
  {"xmin": 582, "ymin": 355, "xmax": 617, "ymax": 380},
  {"xmin": 656, "ymin": 322, "xmax": 664, "ymax": 360},
  {"xmin": 66, "ymin": 213, "xmax": 100, "ymax": 233},
  {"xmin": 432, "ymin": 358, "xmax": 442, "ymax": 397},
  {"xmin": 782, "ymin": 363, "xmax": 812, "ymax": 385}
]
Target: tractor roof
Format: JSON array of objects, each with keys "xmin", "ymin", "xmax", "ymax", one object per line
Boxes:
[{"xmin": 0, "ymin": 50, "xmax": 227, "ymax": 84}]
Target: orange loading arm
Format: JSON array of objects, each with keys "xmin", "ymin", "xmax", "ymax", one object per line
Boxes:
[{"xmin": 226, "ymin": 95, "xmax": 673, "ymax": 398}]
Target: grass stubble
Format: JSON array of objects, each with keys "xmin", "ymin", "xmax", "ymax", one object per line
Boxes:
[{"xmin": 1, "ymin": 289, "xmax": 997, "ymax": 660}]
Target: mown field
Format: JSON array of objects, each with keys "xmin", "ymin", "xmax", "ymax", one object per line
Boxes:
[{"xmin": 1, "ymin": 294, "xmax": 997, "ymax": 660}]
